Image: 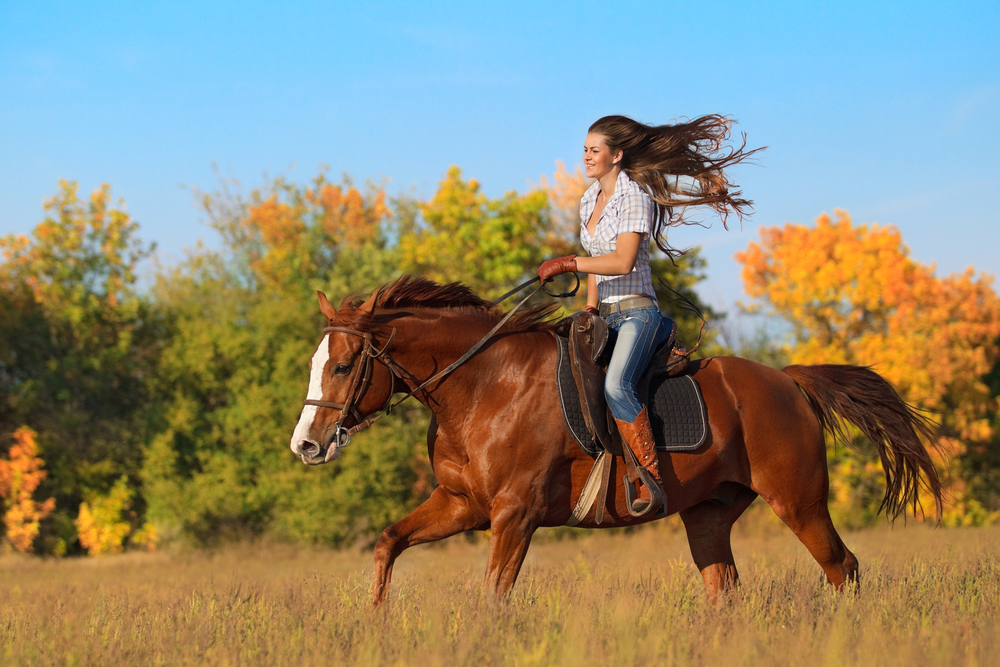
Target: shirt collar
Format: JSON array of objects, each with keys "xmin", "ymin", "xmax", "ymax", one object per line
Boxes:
[{"xmin": 586, "ymin": 170, "xmax": 632, "ymax": 203}]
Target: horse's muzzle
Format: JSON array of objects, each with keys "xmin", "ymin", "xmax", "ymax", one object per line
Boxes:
[{"xmin": 293, "ymin": 437, "xmax": 343, "ymax": 465}]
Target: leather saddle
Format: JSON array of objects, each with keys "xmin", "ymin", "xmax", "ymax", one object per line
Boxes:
[{"xmin": 564, "ymin": 311, "xmax": 691, "ymax": 453}]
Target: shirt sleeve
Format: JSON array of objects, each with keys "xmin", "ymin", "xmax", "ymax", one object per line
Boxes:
[{"xmin": 616, "ymin": 186, "xmax": 653, "ymax": 239}]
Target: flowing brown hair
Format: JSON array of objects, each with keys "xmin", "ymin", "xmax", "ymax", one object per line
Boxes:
[{"xmin": 589, "ymin": 114, "xmax": 764, "ymax": 258}]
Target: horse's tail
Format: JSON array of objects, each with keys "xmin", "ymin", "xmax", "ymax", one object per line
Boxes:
[{"xmin": 782, "ymin": 364, "xmax": 943, "ymax": 523}]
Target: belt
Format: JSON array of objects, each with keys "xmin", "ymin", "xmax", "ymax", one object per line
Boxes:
[{"xmin": 599, "ymin": 296, "xmax": 657, "ymax": 318}]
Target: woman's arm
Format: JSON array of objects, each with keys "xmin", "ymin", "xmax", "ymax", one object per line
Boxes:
[
  {"xmin": 586, "ymin": 273, "xmax": 598, "ymax": 310},
  {"xmin": 575, "ymin": 232, "xmax": 642, "ymax": 276}
]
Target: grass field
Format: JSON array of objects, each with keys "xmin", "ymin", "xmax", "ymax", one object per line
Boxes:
[{"xmin": 1, "ymin": 517, "xmax": 998, "ymax": 666}]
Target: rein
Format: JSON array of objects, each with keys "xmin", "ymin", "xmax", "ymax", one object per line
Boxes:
[{"xmin": 305, "ymin": 274, "xmax": 579, "ymax": 460}]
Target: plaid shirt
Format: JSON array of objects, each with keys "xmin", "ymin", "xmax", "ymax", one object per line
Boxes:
[{"xmin": 580, "ymin": 171, "xmax": 656, "ymax": 304}]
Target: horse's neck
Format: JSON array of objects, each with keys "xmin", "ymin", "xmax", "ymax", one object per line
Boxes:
[{"xmin": 390, "ymin": 311, "xmax": 502, "ymax": 413}]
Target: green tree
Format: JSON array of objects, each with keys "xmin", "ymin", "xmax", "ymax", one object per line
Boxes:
[
  {"xmin": 143, "ymin": 172, "xmax": 431, "ymax": 546},
  {"xmin": 398, "ymin": 166, "xmax": 554, "ymax": 299},
  {"xmin": 0, "ymin": 181, "xmax": 159, "ymax": 553}
]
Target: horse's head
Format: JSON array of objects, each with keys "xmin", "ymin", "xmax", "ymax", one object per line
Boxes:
[{"xmin": 289, "ymin": 290, "xmax": 396, "ymax": 465}]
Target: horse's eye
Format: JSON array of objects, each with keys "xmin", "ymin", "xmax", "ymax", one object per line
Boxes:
[{"xmin": 334, "ymin": 363, "xmax": 352, "ymax": 375}]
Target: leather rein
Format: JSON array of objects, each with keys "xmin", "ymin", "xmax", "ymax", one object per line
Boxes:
[{"xmin": 302, "ymin": 275, "xmax": 579, "ymax": 460}]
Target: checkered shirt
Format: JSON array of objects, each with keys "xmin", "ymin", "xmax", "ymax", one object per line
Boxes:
[{"xmin": 580, "ymin": 170, "xmax": 656, "ymax": 304}]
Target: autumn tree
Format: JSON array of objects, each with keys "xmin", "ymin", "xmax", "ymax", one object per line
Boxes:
[
  {"xmin": 0, "ymin": 427, "xmax": 55, "ymax": 552},
  {"xmin": 143, "ymin": 172, "xmax": 431, "ymax": 546},
  {"xmin": 736, "ymin": 209, "xmax": 1000, "ymax": 524},
  {"xmin": 0, "ymin": 181, "xmax": 159, "ymax": 553},
  {"xmin": 398, "ymin": 166, "xmax": 554, "ymax": 299},
  {"xmin": 538, "ymin": 160, "xmax": 589, "ymax": 260}
]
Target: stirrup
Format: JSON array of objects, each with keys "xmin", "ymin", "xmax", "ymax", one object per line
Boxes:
[{"xmin": 623, "ymin": 468, "xmax": 666, "ymax": 518}]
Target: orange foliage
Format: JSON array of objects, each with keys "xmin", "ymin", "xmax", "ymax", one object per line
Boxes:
[
  {"xmin": 736, "ymin": 210, "xmax": 1000, "ymax": 443},
  {"xmin": 244, "ymin": 196, "xmax": 310, "ymax": 286},
  {"xmin": 241, "ymin": 178, "xmax": 391, "ymax": 290},
  {"xmin": 737, "ymin": 211, "xmax": 1000, "ymax": 524},
  {"xmin": 309, "ymin": 183, "xmax": 389, "ymax": 248},
  {"xmin": 0, "ymin": 427, "xmax": 56, "ymax": 553}
]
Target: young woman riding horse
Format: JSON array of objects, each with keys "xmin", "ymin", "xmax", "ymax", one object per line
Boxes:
[
  {"xmin": 289, "ymin": 116, "xmax": 942, "ymax": 606},
  {"xmin": 537, "ymin": 114, "xmax": 760, "ymax": 517}
]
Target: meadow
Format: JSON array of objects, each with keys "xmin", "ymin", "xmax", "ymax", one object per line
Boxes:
[{"xmin": 1, "ymin": 514, "xmax": 997, "ymax": 666}]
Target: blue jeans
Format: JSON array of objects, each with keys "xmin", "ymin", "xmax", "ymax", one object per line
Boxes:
[{"xmin": 604, "ymin": 306, "xmax": 674, "ymax": 423}]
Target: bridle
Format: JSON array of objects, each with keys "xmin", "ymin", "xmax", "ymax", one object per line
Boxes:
[
  {"xmin": 303, "ymin": 274, "xmax": 579, "ymax": 461},
  {"xmin": 302, "ymin": 326, "xmax": 399, "ymax": 455}
]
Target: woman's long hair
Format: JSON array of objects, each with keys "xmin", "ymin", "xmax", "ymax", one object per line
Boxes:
[{"xmin": 589, "ymin": 114, "xmax": 764, "ymax": 259}]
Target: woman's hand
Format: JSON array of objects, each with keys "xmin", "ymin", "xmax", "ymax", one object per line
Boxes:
[{"xmin": 537, "ymin": 255, "xmax": 577, "ymax": 282}]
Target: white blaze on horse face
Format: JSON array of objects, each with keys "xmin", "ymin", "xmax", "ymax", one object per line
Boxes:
[{"xmin": 290, "ymin": 334, "xmax": 331, "ymax": 453}]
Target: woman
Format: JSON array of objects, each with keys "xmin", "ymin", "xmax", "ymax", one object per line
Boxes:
[{"xmin": 537, "ymin": 114, "xmax": 760, "ymax": 517}]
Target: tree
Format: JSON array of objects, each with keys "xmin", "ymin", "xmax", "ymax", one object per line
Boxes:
[
  {"xmin": 736, "ymin": 209, "xmax": 1000, "ymax": 524},
  {"xmin": 398, "ymin": 166, "xmax": 554, "ymax": 299},
  {"xmin": 0, "ymin": 181, "xmax": 159, "ymax": 553},
  {"xmin": 143, "ymin": 172, "xmax": 432, "ymax": 546},
  {"xmin": 0, "ymin": 427, "xmax": 55, "ymax": 553}
]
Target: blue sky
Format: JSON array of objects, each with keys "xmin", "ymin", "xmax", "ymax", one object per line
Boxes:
[{"xmin": 2, "ymin": 1, "xmax": 998, "ymax": 311}]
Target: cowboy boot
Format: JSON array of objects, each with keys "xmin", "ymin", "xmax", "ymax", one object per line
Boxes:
[{"xmin": 615, "ymin": 406, "xmax": 666, "ymax": 515}]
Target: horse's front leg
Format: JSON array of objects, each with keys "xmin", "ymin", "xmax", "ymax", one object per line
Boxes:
[
  {"xmin": 484, "ymin": 493, "xmax": 539, "ymax": 600},
  {"xmin": 372, "ymin": 486, "xmax": 481, "ymax": 606}
]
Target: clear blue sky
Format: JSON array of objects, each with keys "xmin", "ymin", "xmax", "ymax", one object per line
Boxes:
[{"xmin": 2, "ymin": 1, "xmax": 998, "ymax": 311}]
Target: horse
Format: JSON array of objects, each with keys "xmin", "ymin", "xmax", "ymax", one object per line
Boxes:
[{"xmin": 288, "ymin": 275, "xmax": 943, "ymax": 605}]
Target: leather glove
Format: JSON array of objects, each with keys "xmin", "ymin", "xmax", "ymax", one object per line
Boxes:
[
  {"xmin": 537, "ymin": 255, "xmax": 577, "ymax": 282},
  {"xmin": 585, "ymin": 305, "xmax": 599, "ymax": 315}
]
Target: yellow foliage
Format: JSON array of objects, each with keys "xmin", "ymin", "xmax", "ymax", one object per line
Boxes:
[
  {"xmin": 398, "ymin": 166, "xmax": 553, "ymax": 298},
  {"xmin": 129, "ymin": 522, "xmax": 159, "ymax": 552},
  {"xmin": 0, "ymin": 427, "xmax": 56, "ymax": 553},
  {"xmin": 74, "ymin": 476, "xmax": 134, "ymax": 556},
  {"xmin": 0, "ymin": 181, "xmax": 144, "ymax": 317}
]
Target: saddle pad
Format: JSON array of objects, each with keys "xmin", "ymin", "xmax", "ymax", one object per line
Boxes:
[
  {"xmin": 646, "ymin": 374, "xmax": 708, "ymax": 451},
  {"xmin": 555, "ymin": 336, "xmax": 601, "ymax": 457},
  {"xmin": 554, "ymin": 336, "xmax": 708, "ymax": 456}
]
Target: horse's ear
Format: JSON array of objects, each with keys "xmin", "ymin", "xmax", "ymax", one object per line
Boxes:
[
  {"xmin": 317, "ymin": 291, "xmax": 338, "ymax": 321},
  {"xmin": 357, "ymin": 292, "xmax": 378, "ymax": 315}
]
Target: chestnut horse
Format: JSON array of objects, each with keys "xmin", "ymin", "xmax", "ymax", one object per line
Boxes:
[{"xmin": 289, "ymin": 276, "xmax": 942, "ymax": 604}]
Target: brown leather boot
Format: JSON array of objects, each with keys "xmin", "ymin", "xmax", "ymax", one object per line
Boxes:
[{"xmin": 615, "ymin": 407, "xmax": 666, "ymax": 515}]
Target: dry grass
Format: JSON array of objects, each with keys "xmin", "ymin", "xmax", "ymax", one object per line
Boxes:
[{"xmin": 1, "ymin": 520, "xmax": 998, "ymax": 666}]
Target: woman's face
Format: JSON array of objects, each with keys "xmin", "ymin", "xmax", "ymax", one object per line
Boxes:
[{"xmin": 584, "ymin": 133, "xmax": 621, "ymax": 180}]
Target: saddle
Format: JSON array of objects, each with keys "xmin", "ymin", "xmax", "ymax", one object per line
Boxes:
[
  {"xmin": 567, "ymin": 311, "xmax": 690, "ymax": 454},
  {"xmin": 553, "ymin": 311, "xmax": 707, "ymax": 525}
]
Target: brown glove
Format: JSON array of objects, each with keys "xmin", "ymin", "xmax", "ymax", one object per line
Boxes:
[
  {"xmin": 537, "ymin": 255, "xmax": 577, "ymax": 282},
  {"xmin": 585, "ymin": 305, "xmax": 599, "ymax": 315}
]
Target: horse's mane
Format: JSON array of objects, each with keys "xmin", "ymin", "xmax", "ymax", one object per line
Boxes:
[{"xmin": 333, "ymin": 275, "xmax": 564, "ymax": 334}]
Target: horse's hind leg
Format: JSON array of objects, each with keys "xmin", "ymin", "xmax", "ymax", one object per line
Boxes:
[
  {"xmin": 372, "ymin": 487, "xmax": 481, "ymax": 606},
  {"xmin": 779, "ymin": 504, "xmax": 858, "ymax": 589},
  {"xmin": 764, "ymin": 483, "xmax": 859, "ymax": 589},
  {"xmin": 680, "ymin": 485, "xmax": 758, "ymax": 602}
]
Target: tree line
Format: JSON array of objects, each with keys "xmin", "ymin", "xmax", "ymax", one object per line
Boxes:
[{"xmin": 1, "ymin": 166, "xmax": 997, "ymax": 555}]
